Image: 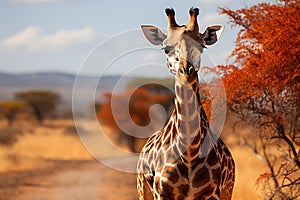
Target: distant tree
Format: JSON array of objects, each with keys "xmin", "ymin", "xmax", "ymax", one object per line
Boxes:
[
  {"xmin": 15, "ymin": 90, "xmax": 60, "ymax": 123},
  {"xmin": 97, "ymin": 87, "xmax": 173, "ymax": 152},
  {"xmin": 0, "ymin": 101, "xmax": 24, "ymax": 125},
  {"xmin": 218, "ymin": 1, "xmax": 300, "ymax": 199}
]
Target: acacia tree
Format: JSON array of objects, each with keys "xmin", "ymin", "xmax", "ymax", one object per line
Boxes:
[
  {"xmin": 0, "ymin": 101, "xmax": 24, "ymax": 125},
  {"xmin": 218, "ymin": 1, "xmax": 300, "ymax": 199},
  {"xmin": 97, "ymin": 87, "xmax": 173, "ymax": 152},
  {"xmin": 15, "ymin": 90, "xmax": 60, "ymax": 123}
]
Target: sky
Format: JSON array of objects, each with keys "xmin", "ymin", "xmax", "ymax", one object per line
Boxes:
[{"xmin": 0, "ymin": 0, "xmax": 271, "ymax": 77}]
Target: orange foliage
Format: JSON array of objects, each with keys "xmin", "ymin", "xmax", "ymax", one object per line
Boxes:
[
  {"xmin": 97, "ymin": 87, "xmax": 173, "ymax": 136},
  {"xmin": 218, "ymin": 1, "xmax": 300, "ymax": 122},
  {"xmin": 218, "ymin": 1, "xmax": 300, "ymax": 198}
]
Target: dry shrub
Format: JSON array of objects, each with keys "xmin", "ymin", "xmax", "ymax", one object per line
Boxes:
[{"xmin": 0, "ymin": 127, "xmax": 21, "ymax": 146}]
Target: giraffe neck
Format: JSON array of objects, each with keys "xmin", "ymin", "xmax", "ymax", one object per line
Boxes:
[{"xmin": 173, "ymin": 77, "xmax": 209, "ymax": 161}]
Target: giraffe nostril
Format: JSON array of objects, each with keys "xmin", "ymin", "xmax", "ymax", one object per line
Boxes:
[
  {"xmin": 188, "ymin": 66, "xmax": 195, "ymax": 75},
  {"xmin": 179, "ymin": 67, "xmax": 185, "ymax": 75}
]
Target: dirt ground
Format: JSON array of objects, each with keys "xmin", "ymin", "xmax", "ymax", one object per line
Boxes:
[
  {"xmin": 0, "ymin": 119, "xmax": 267, "ymax": 200},
  {"xmin": 0, "ymin": 159, "xmax": 137, "ymax": 200},
  {"xmin": 0, "ymin": 150, "xmax": 265, "ymax": 200}
]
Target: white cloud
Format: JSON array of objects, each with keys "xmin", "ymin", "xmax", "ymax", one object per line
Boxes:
[{"xmin": 1, "ymin": 26, "xmax": 97, "ymax": 52}]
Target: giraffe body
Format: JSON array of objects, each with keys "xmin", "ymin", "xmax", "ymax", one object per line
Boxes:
[{"xmin": 137, "ymin": 8, "xmax": 235, "ymax": 200}]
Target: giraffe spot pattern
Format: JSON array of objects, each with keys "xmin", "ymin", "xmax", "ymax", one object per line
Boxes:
[
  {"xmin": 189, "ymin": 146, "xmax": 200, "ymax": 158},
  {"xmin": 161, "ymin": 181, "xmax": 176, "ymax": 198},
  {"xmin": 211, "ymin": 168, "xmax": 221, "ymax": 186},
  {"xmin": 162, "ymin": 165, "xmax": 180, "ymax": 184},
  {"xmin": 191, "ymin": 130, "xmax": 201, "ymax": 146},
  {"xmin": 186, "ymin": 89, "xmax": 193, "ymax": 99},
  {"xmin": 188, "ymin": 115, "xmax": 199, "ymax": 133},
  {"xmin": 191, "ymin": 156, "xmax": 206, "ymax": 171},
  {"xmin": 177, "ymin": 161, "xmax": 189, "ymax": 180},
  {"xmin": 194, "ymin": 184, "xmax": 215, "ymax": 199},
  {"xmin": 192, "ymin": 166, "xmax": 210, "ymax": 188},
  {"xmin": 178, "ymin": 120, "xmax": 187, "ymax": 133},
  {"xmin": 188, "ymin": 97, "xmax": 197, "ymax": 116},
  {"xmin": 177, "ymin": 184, "xmax": 190, "ymax": 198},
  {"xmin": 207, "ymin": 149, "xmax": 218, "ymax": 166}
]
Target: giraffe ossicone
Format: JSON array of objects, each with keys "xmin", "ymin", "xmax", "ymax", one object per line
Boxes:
[{"xmin": 137, "ymin": 7, "xmax": 235, "ymax": 200}]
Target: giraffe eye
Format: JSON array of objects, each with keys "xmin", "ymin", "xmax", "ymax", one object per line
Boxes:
[{"xmin": 162, "ymin": 46, "xmax": 173, "ymax": 54}]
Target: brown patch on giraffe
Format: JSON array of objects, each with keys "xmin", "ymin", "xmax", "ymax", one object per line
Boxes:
[
  {"xmin": 211, "ymin": 168, "xmax": 221, "ymax": 186},
  {"xmin": 169, "ymin": 146, "xmax": 180, "ymax": 162},
  {"xmin": 189, "ymin": 146, "xmax": 199, "ymax": 158},
  {"xmin": 188, "ymin": 115, "xmax": 199, "ymax": 133},
  {"xmin": 191, "ymin": 156, "xmax": 205, "ymax": 171},
  {"xmin": 214, "ymin": 187, "xmax": 221, "ymax": 196},
  {"xmin": 180, "ymin": 104, "xmax": 188, "ymax": 117},
  {"xmin": 177, "ymin": 184, "xmax": 190, "ymax": 198},
  {"xmin": 194, "ymin": 184, "xmax": 215, "ymax": 199},
  {"xmin": 177, "ymin": 161, "xmax": 189, "ymax": 180},
  {"xmin": 224, "ymin": 146, "xmax": 232, "ymax": 157},
  {"xmin": 161, "ymin": 181, "xmax": 175, "ymax": 198},
  {"xmin": 146, "ymin": 142, "xmax": 155, "ymax": 150},
  {"xmin": 156, "ymin": 141, "xmax": 162, "ymax": 149},
  {"xmin": 207, "ymin": 149, "xmax": 218, "ymax": 166},
  {"xmin": 180, "ymin": 137, "xmax": 189, "ymax": 146},
  {"xmin": 196, "ymin": 91, "xmax": 201, "ymax": 104},
  {"xmin": 191, "ymin": 132, "xmax": 200, "ymax": 147},
  {"xmin": 178, "ymin": 120, "xmax": 187, "ymax": 133},
  {"xmin": 192, "ymin": 166, "xmax": 210, "ymax": 188},
  {"xmin": 162, "ymin": 165, "xmax": 180, "ymax": 184},
  {"xmin": 188, "ymin": 98, "xmax": 196, "ymax": 116},
  {"xmin": 186, "ymin": 88, "xmax": 193, "ymax": 99},
  {"xmin": 180, "ymin": 85, "xmax": 185, "ymax": 97}
]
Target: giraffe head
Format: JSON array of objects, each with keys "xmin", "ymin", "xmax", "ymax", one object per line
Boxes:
[{"xmin": 141, "ymin": 7, "xmax": 223, "ymax": 84}]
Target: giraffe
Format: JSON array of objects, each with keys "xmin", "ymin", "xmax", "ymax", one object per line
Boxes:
[{"xmin": 137, "ymin": 8, "xmax": 235, "ymax": 200}]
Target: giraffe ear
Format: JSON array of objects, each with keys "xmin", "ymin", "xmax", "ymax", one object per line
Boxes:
[
  {"xmin": 141, "ymin": 25, "xmax": 167, "ymax": 46},
  {"xmin": 202, "ymin": 25, "xmax": 224, "ymax": 46}
]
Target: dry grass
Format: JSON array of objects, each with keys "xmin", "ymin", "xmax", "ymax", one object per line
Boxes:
[
  {"xmin": 0, "ymin": 120, "xmax": 92, "ymax": 172},
  {"xmin": 0, "ymin": 119, "xmax": 269, "ymax": 199},
  {"xmin": 230, "ymin": 143, "xmax": 267, "ymax": 200},
  {"xmin": 221, "ymin": 116, "xmax": 268, "ymax": 200}
]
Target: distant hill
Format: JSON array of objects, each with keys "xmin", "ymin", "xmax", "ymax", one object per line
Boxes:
[{"xmin": 0, "ymin": 72, "xmax": 131, "ymax": 112}]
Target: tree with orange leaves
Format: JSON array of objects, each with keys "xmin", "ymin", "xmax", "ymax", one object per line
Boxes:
[
  {"xmin": 97, "ymin": 85, "xmax": 173, "ymax": 152},
  {"xmin": 218, "ymin": 0, "xmax": 300, "ymax": 199}
]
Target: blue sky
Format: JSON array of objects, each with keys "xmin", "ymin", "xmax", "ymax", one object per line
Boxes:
[{"xmin": 0, "ymin": 0, "xmax": 271, "ymax": 76}]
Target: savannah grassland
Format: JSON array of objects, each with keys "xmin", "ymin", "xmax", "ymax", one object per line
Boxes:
[{"xmin": 0, "ymin": 118, "xmax": 268, "ymax": 200}]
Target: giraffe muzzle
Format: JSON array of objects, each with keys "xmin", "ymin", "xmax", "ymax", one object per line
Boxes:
[{"xmin": 179, "ymin": 62, "xmax": 195, "ymax": 76}]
